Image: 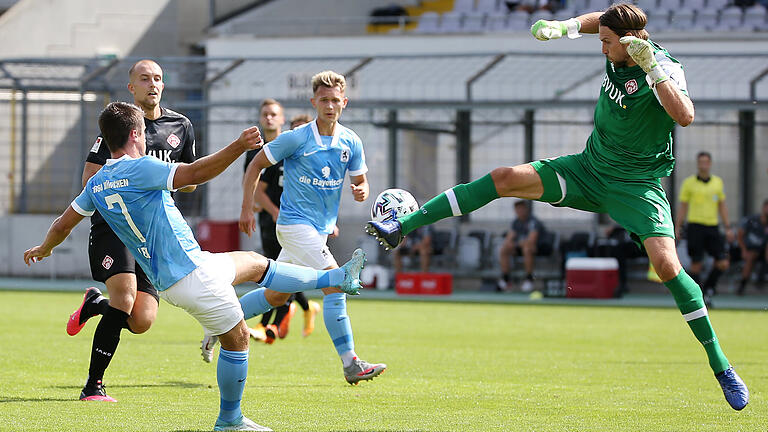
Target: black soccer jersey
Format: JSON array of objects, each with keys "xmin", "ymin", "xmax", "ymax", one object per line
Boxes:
[{"xmin": 86, "ymin": 107, "xmax": 196, "ymax": 225}]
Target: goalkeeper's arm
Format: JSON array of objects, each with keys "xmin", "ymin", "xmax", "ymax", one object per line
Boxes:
[{"xmin": 530, "ymin": 12, "xmax": 601, "ymax": 40}]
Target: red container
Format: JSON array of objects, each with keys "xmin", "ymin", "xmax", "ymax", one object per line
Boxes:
[
  {"xmin": 395, "ymin": 272, "xmax": 452, "ymax": 295},
  {"xmin": 196, "ymin": 220, "xmax": 240, "ymax": 253},
  {"xmin": 565, "ymin": 257, "xmax": 619, "ymax": 298}
]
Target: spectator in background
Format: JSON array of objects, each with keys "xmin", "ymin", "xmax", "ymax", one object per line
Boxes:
[
  {"xmin": 675, "ymin": 151, "xmax": 733, "ymax": 308},
  {"xmin": 498, "ymin": 200, "xmax": 551, "ymax": 292},
  {"xmin": 393, "ymin": 226, "xmax": 433, "ymax": 273},
  {"xmin": 736, "ymin": 199, "xmax": 768, "ymax": 295}
]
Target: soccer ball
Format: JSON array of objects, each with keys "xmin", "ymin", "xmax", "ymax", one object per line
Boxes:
[{"xmin": 370, "ymin": 188, "xmax": 419, "ymax": 222}]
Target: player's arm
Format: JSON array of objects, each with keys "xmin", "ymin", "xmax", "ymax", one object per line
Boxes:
[
  {"xmin": 254, "ymin": 179, "xmax": 279, "ymax": 221},
  {"xmin": 178, "ymin": 120, "xmax": 198, "ymax": 193},
  {"xmin": 349, "ymin": 174, "xmax": 369, "ymax": 202},
  {"xmin": 619, "ymin": 36, "xmax": 694, "ymax": 126},
  {"xmin": 240, "ymin": 150, "xmax": 274, "ymax": 235},
  {"xmin": 173, "ymin": 126, "xmax": 262, "ymax": 190},
  {"xmin": 81, "ymin": 162, "xmax": 102, "ymax": 188},
  {"xmin": 718, "ymin": 199, "xmax": 734, "ymax": 242},
  {"xmin": 675, "ymin": 201, "xmax": 688, "ymax": 239},
  {"xmin": 24, "ymin": 206, "xmax": 84, "ymax": 265},
  {"xmin": 654, "ymin": 80, "xmax": 695, "ymax": 127},
  {"xmin": 530, "ymin": 11, "xmax": 601, "ymax": 40}
]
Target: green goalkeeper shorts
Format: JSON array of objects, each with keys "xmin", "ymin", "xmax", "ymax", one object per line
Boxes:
[{"xmin": 530, "ymin": 153, "xmax": 674, "ymax": 245}]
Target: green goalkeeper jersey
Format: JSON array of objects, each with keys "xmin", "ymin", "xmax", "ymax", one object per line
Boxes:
[{"xmin": 584, "ymin": 41, "xmax": 687, "ymax": 180}]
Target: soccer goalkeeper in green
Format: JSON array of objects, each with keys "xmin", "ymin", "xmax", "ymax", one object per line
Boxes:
[{"xmin": 366, "ymin": 3, "xmax": 749, "ymax": 411}]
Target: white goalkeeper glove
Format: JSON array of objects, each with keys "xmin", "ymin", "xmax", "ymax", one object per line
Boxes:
[
  {"xmin": 530, "ymin": 18, "xmax": 581, "ymax": 41},
  {"xmin": 619, "ymin": 36, "xmax": 668, "ymax": 85}
]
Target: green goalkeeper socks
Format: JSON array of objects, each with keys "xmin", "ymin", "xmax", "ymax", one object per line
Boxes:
[
  {"xmin": 399, "ymin": 173, "xmax": 500, "ymax": 236},
  {"xmin": 664, "ymin": 270, "xmax": 729, "ymax": 374}
]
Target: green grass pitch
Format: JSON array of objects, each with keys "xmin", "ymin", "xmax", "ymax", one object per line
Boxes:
[{"xmin": 0, "ymin": 290, "xmax": 765, "ymax": 431}]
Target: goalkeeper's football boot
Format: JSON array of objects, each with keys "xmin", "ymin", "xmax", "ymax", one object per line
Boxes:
[
  {"xmin": 365, "ymin": 215, "xmax": 404, "ymax": 251},
  {"xmin": 715, "ymin": 366, "xmax": 749, "ymax": 410},
  {"xmin": 338, "ymin": 248, "xmax": 366, "ymax": 296},
  {"xmin": 79, "ymin": 380, "xmax": 117, "ymax": 402},
  {"xmin": 67, "ymin": 287, "xmax": 105, "ymax": 336},
  {"xmin": 201, "ymin": 333, "xmax": 219, "ymax": 363},
  {"xmin": 214, "ymin": 415, "xmax": 272, "ymax": 431},
  {"xmin": 343, "ymin": 357, "xmax": 387, "ymax": 385}
]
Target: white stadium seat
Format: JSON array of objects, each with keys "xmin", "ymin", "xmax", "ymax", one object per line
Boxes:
[
  {"xmin": 706, "ymin": 0, "xmax": 729, "ymax": 10},
  {"xmin": 657, "ymin": 0, "xmax": 680, "ymax": 11},
  {"xmin": 694, "ymin": 8, "xmax": 719, "ymax": 31},
  {"xmin": 645, "ymin": 8, "xmax": 671, "ymax": 32},
  {"xmin": 635, "ymin": 0, "xmax": 658, "ymax": 12},
  {"xmin": 506, "ymin": 10, "xmax": 530, "ymax": 31},
  {"xmin": 454, "ymin": 0, "xmax": 476, "ymax": 13},
  {"xmin": 439, "ymin": 11, "xmax": 463, "ymax": 33},
  {"xmin": 476, "ymin": 0, "xmax": 500, "ymax": 13},
  {"xmin": 743, "ymin": 4, "xmax": 768, "ymax": 31},
  {"xmin": 485, "ymin": 11, "xmax": 508, "ymax": 32},
  {"xmin": 414, "ymin": 11, "xmax": 440, "ymax": 34},
  {"xmin": 463, "ymin": 11, "xmax": 486, "ymax": 32},
  {"xmin": 681, "ymin": 0, "xmax": 705, "ymax": 10},
  {"xmin": 717, "ymin": 6, "xmax": 743, "ymax": 31},
  {"xmin": 670, "ymin": 8, "xmax": 696, "ymax": 30}
]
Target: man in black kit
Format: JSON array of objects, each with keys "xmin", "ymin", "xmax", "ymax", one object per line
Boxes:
[
  {"xmin": 242, "ymin": 103, "xmax": 319, "ymax": 344},
  {"xmin": 68, "ymin": 59, "xmax": 197, "ymax": 401}
]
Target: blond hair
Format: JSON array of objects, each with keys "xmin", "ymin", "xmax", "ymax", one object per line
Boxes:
[{"xmin": 311, "ymin": 70, "xmax": 346, "ymax": 94}]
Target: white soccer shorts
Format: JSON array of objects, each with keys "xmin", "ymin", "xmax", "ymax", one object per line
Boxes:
[
  {"xmin": 276, "ymin": 223, "xmax": 338, "ymax": 270},
  {"xmin": 159, "ymin": 251, "xmax": 243, "ymax": 336}
]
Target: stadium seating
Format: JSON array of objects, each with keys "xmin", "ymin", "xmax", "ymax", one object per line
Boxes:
[
  {"xmin": 404, "ymin": 0, "xmax": 767, "ymax": 34},
  {"xmin": 743, "ymin": 4, "xmax": 768, "ymax": 31}
]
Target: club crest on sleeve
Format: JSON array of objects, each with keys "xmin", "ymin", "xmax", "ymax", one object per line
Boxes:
[
  {"xmin": 102, "ymin": 255, "xmax": 114, "ymax": 270},
  {"xmin": 90, "ymin": 137, "xmax": 102, "ymax": 153},
  {"xmin": 167, "ymin": 133, "xmax": 181, "ymax": 148},
  {"xmin": 625, "ymin": 79, "xmax": 639, "ymax": 95}
]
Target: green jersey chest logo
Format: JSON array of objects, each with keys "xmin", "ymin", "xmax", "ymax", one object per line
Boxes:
[
  {"xmin": 625, "ymin": 79, "xmax": 638, "ymax": 94},
  {"xmin": 601, "ymin": 74, "xmax": 628, "ymax": 109}
]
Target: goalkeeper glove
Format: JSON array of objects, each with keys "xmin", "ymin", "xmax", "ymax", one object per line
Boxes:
[
  {"xmin": 619, "ymin": 36, "xmax": 668, "ymax": 85},
  {"xmin": 530, "ymin": 18, "xmax": 581, "ymax": 41}
]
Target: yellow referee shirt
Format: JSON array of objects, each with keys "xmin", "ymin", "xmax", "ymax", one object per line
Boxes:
[{"xmin": 679, "ymin": 175, "xmax": 725, "ymax": 226}]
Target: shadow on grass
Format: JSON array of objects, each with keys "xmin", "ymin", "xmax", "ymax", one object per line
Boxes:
[
  {"xmin": 50, "ymin": 380, "xmax": 207, "ymax": 390},
  {"xmin": 0, "ymin": 396, "xmax": 73, "ymax": 403}
]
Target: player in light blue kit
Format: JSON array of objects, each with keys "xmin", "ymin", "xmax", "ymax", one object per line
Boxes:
[
  {"xmin": 24, "ymin": 102, "xmax": 366, "ymax": 432},
  {"xmin": 239, "ymin": 70, "xmax": 386, "ymax": 385}
]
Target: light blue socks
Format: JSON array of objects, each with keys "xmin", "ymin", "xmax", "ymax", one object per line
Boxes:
[
  {"xmin": 258, "ymin": 260, "xmax": 345, "ymax": 292},
  {"xmin": 323, "ymin": 292, "xmax": 355, "ymax": 356},
  {"xmin": 216, "ymin": 348, "xmax": 248, "ymax": 424}
]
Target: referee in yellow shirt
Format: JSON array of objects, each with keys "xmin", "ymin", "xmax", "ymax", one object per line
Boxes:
[{"xmin": 675, "ymin": 152, "xmax": 733, "ymax": 308}]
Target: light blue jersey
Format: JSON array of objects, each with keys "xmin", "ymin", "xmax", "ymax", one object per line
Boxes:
[
  {"xmin": 263, "ymin": 120, "xmax": 367, "ymax": 234},
  {"xmin": 72, "ymin": 155, "xmax": 204, "ymax": 291}
]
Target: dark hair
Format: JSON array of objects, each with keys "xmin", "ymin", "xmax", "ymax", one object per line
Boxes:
[
  {"xmin": 514, "ymin": 200, "xmax": 529, "ymax": 209},
  {"xmin": 696, "ymin": 151, "xmax": 712, "ymax": 160},
  {"xmin": 290, "ymin": 113, "xmax": 313, "ymax": 129},
  {"xmin": 599, "ymin": 3, "xmax": 649, "ymax": 39},
  {"xmin": 98, "ymin": 102, "xmax": 145, "ymax": 152}
]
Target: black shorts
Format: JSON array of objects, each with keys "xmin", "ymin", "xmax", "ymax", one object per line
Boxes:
[
  {"xmin": 88, "ymin": 223, "xmax": 159, "ymax": 302},
  {"xmin": 259, "ymin": 225, "xmax": 281, "ymax": 260},
  {"xmin": 686, "ymin": 223, "xmax": 727, "ymax": 262}
]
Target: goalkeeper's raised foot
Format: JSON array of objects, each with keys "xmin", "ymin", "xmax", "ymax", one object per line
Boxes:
[
  {"xmin": 715, "ymin": 366, "xmax": 749, "ymax": 411},
  {"xmin": 365, "ymin": 218, "xmax": 404, "ymax": 251}
]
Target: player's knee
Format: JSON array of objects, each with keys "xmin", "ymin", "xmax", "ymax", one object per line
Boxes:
[
  {"xmin": 491, "ymin": 167, "xmax": 518, "ymax": 194},
  {"xmin": 128, "ymin": 318, "xmax": 153, "ymax": 334}
]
